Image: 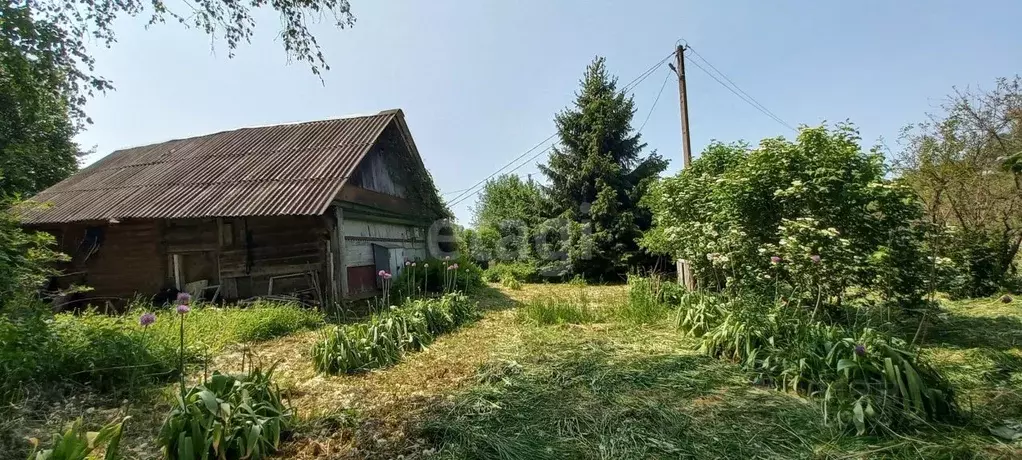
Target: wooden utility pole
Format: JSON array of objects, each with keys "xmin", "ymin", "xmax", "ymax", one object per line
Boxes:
[
  {"xmin": 672, "ymin": 44, "xmax": 695, "ymax": 289},
  {"xmin": 675, "ymin": 44, "xmax": 693, "ymax": 168}
]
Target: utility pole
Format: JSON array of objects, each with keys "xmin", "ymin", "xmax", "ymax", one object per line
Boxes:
[
  {"xmin": 674, "ymin": 44, "xmax": 693, "ymax": 168},
  {"xmin": 670, "ymin": 44, "xmax": 695, "ymax": 289}
]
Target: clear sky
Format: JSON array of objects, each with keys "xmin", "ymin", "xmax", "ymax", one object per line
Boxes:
[{"xmin": 77, "ymin": 1, "xmax": 1022, "ymax": 224}]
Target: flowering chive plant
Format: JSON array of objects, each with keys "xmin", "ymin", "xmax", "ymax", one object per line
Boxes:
[
  {"xmin": 378, "ymin": 270, "xmax": 393, "ymax": 307},
  {"xmin": 175, "ymin": 291, "xmax": 191, "ymax": 395}
]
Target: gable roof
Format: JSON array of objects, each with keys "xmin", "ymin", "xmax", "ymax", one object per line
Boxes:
[{"xmin": 21, "ymin": 109, "xmax": 417, "ymax": 224}]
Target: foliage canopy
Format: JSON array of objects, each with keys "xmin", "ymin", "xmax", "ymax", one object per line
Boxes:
[{"xmin": 643, "ymin": 125, "xmax": 929, "ymax": 310}]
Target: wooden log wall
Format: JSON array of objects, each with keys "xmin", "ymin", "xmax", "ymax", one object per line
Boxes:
[{"xmin": 42, "ymin": 215, "xmax": 330, "ymax": 305}]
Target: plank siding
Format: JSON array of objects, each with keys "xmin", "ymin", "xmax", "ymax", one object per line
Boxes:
[
  {"xmin": 342, "ymin": 219, "xmax": 427, "ymax": 268},
  {"xmin": 50, "ymin": 220, "xmax": 165, "ymax": 300},
  {"xmin": 349, "ymin": 147, "xmax": 406, "ymax": 198}
]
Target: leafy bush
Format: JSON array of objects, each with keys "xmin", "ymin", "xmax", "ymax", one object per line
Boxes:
[
  {"xmin": 518, "ymin": 296, "xmax": 596, "ymax": 326},
  {"xmin": 392, "ymin": 257, "xmax": 484, "ymax": 299},
  {"xmin": 483, "ymin": 261, "xmax": 539, "ymax": 283},
  {"xmin": 311, "ymin": 294, "xmax": 478, "ymax": 374},
  {"xmin": 0, "ymin": 302, "xmax": 322, "ymax": 398},
  {"xmin": 929, "ymin": 227, "xmax": 1014, "ymax": 299},
  {"xmin": 672, "ymin": 292, "xmax": 957, "ymax": 434},
  {"xmin": 642, "ymin": 125, "xmax": 931, "ymax": 315},
  {"xmin": 159, "ymin": 366, "xmax": 292, "ymax": 459},
  {"xmin": 620, "ymin": 276, "xmax": 683, "ymax": 324},
  {"xmin": 500, "ymin": 277, "xmax": 523, "ymax": 290},
  {"xmin": 0, "ymin": 205, "xmax": 65, "ymax": 312},
  {"xmin": 26, "ymin": 417, "xmax": 128, "ymax": 460}
]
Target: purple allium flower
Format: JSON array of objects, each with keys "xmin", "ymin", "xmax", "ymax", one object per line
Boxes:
[
  {"xmin": 854, "ymin": 344, "xmax": 866, "ymax": 357},
  {"xmin": 770, "ymin": 256, "xmax": 781, "ymax": 264},
  {"xmin": 810, "ymin": 254, "xmax": 821, "ymax": 264},
  {"xmin": 446, "ymin": 265, "xmax": 454, "ymax": 271},
  {"xmin": 378, "ymin": 270, "xmax": 386, "ymax": 277},
  {"xmin": 452, "ymin": 263, "xmax": 459, "ymax": 269},
  {"xmin": 176, "ymin": 292, "xmax": 191, "ymax": 305},
  {"xmin": 383, "ymin": 273, "xmax": 392, "ymax": 280},
  {"xmin": 139, "ymin": 312, "xmax": 156, "ymax": 327},
  {"xmin": 176, "ymin": 304, "xmax": 190, "ymax": 315}
]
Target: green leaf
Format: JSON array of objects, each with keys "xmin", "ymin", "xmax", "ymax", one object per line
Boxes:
[
  {"xmin": 198, "ymin": 390, "xmax": 220, "ymax": 415},
  {"xmin": 836, "ymin": 358, "xmax": 857, "ymax": 373},
  {"xmin": 853, "ymin": 399, "xmax": 866, "ymax": 435}
]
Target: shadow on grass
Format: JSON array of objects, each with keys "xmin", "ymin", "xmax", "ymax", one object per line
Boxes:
[{"xmin": 418, "ymin": 343, "xmax": 827, "ymax": 459}]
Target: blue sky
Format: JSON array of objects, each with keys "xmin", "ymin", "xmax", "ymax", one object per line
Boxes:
[{"xmin": 78, "ymin": 1, "xmax": 1022, "ymax": 224}]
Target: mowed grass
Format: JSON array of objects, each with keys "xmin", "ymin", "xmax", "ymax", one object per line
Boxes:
[
  {"xmin": 11, "ymin": 285, "xmax": 1019, "ymax": 459},
  {"xmin": 259, "ymin": 284, "xmax": 1021, "ymax": 459}
]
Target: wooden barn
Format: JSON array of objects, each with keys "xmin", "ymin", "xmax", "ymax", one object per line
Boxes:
[{"xmin": 20, "ymin": 109, "xmax": 448, "ymax": 306}]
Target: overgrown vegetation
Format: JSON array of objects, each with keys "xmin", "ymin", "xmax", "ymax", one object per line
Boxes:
[
  {"xmin": 897, "ymin": 77, "xmax": 1022, "ymax": 297},
  {"xmin": 159, "ymin": 366, "xmax": 292, "ymax": 460},
  {"xmin": 1, "ymin": 302, "xmax": 323, "ymax": 401},
  {"xmin": 517, "ymin": 296, "xmax": 596, "ymax": 326},
  {"xmin": 620, "ymin": 275, "xmax": 682, "ymax": 324},
  {"xmin": 673, "ymin": 290, "xmax": 957, "ymax": 434},
  {"xmin": 26, "ymin": 416, "xmax": 128, "ymax": 460},
  {"xmin": 482, "ymin": 261, "xmax": 539, "ymax": 284},
  {"xmin": 311, "ymin": 293, "xmax": 479, "ymax": 374}
]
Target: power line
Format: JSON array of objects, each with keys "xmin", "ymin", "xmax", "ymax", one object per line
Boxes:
[
  {"xmin": 442, "ymin": 187, "xmax": 473, "ymax": 195},
  {"xmin": 448, "ymin": 144, "xmax": 556, "ymax": 208},
  {"xmin": 683, "ymin": 50, "xmax": 796, "ymax": 132},
  {"xmin": 443, "ymin": 133, "xmax": 558, "ymax": 207},
  {"xmin": 445, "ymin": 51, "xmax": 676, "ymax": 209},
  {"xmin": 638, "ymin": 71, "xmax": 672, "ymax": 133},
  {"xmin": 686, "ymin": 46, "xmax": 794, "ymax": 131}
]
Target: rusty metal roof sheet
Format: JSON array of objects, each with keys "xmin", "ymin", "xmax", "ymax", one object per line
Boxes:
[{"xmin": 21, "ymin": 110, "xmax": 404, "ymax": 224}]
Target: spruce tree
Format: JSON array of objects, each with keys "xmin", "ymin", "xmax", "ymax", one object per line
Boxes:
[{"xmin": 539, "ymin": 57, "xmax": 668, "ymax": 279}]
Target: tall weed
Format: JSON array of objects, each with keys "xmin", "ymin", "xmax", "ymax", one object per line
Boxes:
[
  {"xmin": 518, "ymin": 296, "xmax": 596, "ymax": 325},
  {"xmin": 0, "ymin": 302, "xmax": 323, "ymax": 398},
  {"xmin": 620, "ymin": 276, "xmax": 683, "ymax": 324}
]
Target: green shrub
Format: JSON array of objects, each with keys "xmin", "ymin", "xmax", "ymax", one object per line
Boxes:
[
  {"xmin": 158, "ymin": 366, "xmax": 292, "ymax": 459},
  {"xmin": 0, "ymin": 302, "xmax": 323, "ymax": 398},
  {"xmin": 483, "ymin": 262, "xmax": 539, "ymax": 283},
  {"xmin": 311, "ymin": 294, "xmax": 478, "ymax": 374},
  {"xmin": 674, "ymin": 293, "xmax": 957, "ymax": 434},
  {"xmin": 642, "ymin": 126, "xmax": 931, "ymax": 314},
  {"xmin": 0, "ymin": 205, "xmax": 65, "ymax": 312},
  {"xmin": 518, "ymin": 297, "xmax": 596, "ymax": 326},
  {"xmin": 26, "ymin": 417, "xmax": 128, "ymax": 460}
]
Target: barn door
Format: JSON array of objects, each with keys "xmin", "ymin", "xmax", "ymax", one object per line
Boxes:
[{"xmin": 372, "ymin": 243, "xmax": 390, "ymax": 288}]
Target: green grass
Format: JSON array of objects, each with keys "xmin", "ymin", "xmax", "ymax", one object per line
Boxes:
[
  {"xmin": 1, "ymin": 302, "xmax": 324, "ymax": 397},
  {"xmin": 422, "ymin": 322, "xmax": 832, "ymax": 459},
  {"xmin": 517, "ymin": 296, "xmax": 597, "ymax": 325},
  {"xmin": 419, "ymin": 286, "xmax": 1022, "ymax": 459}
]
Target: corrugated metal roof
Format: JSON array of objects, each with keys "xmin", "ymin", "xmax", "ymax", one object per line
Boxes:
[{"xmin": 21, "ymin": 110, "xmax": 402, "ymax": 224}]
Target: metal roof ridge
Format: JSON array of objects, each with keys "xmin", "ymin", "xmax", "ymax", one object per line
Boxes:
[{"xmin": 107, "ymin": 109, "xmax": 402, "ymax": 153}]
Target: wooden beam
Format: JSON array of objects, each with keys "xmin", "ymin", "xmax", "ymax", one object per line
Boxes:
[{"xmin": 335, "ymin": 206, "xmax": 349, "ymax": 299}]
